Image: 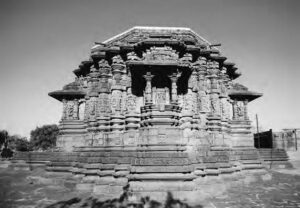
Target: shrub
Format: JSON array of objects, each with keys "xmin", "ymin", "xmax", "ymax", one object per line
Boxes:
[{"xmin": 30, "ymin": 124, "xmax": 59, "ymax": 150}]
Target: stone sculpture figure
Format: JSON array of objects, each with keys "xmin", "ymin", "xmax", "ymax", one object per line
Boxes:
[
  {"xmin": 67, "ymin": 102, "xmax": 74, "ymax": 119},
  {"xmin": 111, "ymin": 90, "xmax": 122, "ymax": 113},
  {"xmin": 237, "ymin": 102, "xmax": 244, "ymax": 119},
  {"xmin": 126, "ymin": 93, "xmax": 136, "ymax": 113}
]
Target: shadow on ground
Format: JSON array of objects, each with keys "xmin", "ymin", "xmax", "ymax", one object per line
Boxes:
[{"xmin": 45, "ymin": 192, "xmax": 202, "ymax": 208}]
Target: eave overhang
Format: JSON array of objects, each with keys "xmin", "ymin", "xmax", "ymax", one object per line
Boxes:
[
  {"xmin": 48, "ymin": 90, "xmax": 86, "ymax": 101},
  {"xmin": 228, "ymin": 90, "xmax": 262, "ymax": 102}
]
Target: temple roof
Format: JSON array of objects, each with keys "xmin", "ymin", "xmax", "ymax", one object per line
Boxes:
[
  {"xmin": 70, "ymin": 26, "xmax": 237, "ymax": 80},
  {"xmin": 98, "ymin": 26, "xmax": 212, "ymax": 46},
  {"xmin": 228, "ymin": 83, "xmax": 262, "ymax": 102},
  {"xmin": 48, "ymin": 81, "xmax": 86, "ymax": 101}
]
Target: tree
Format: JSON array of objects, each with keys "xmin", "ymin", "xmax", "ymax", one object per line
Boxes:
[
  {"xmin": 0, "ymin": 130, "xmax": 32, "ymax": 158},
  {"xmin": 0, "ymin": 130, "xmax": 13, "ymax": 158},
  {"xmin": 0, "ymin": 130, "xmax": 8, "ymax": 150},
  {"xmin": 30, "ymin": 124, "xmax": 59, "ymax": 150},
  {"xmin": 7, "ymin": 135, "xmax": 31, "ymax": 152}
]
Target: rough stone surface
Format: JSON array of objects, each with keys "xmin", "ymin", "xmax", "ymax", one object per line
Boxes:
[{"xmin": 1, "ymin": 166, "xmax": 300, "ymax": 207}]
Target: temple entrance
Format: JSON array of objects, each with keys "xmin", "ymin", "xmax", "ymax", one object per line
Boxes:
[
  {"xmin": 150, "ymin": 72, "xmax": 171, "ymax": 105},
  {"xmin": 152, "ymin": 87, "xmax": 170, "ymax": 105}
]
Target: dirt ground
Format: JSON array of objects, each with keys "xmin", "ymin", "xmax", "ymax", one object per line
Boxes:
[{"xmin": 0, "ymin": 164, "xmax": 299, "ymax": 208}]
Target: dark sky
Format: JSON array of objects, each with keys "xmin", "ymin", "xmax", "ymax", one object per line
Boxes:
[{"xmin": 0, "ymin": 0, "xmax": 299, "ymax": 137}]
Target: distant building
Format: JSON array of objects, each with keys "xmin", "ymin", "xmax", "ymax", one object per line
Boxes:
[
  {"xmin": 273, "ymin": 129, "xmax": 300, "ymax": 151},
  {"xmin": 254, "ymin": 128, "xmax": 299, "ymax": 151}
]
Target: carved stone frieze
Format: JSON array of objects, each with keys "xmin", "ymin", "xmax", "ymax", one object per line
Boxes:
[
  {"xmin": 142, "ymin": 46, "xmax": 179, "ymax": 62},
  {"xmin": 127, "ymin": 52, "xmax": 140, "ymax": 61}
]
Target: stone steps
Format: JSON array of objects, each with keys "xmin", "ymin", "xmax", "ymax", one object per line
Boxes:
[{"xmin": 258, "ymin": 148, "xmax": 289, "ymax": 162}]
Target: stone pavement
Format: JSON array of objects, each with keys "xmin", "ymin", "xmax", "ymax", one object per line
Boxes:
[
  {"xmin": 204, "ymin": 170, "xmax": 300, "ymax": 208},
  {"xmin": 0, "ymin": 166, "xmax": 299, "ymax": 208}
]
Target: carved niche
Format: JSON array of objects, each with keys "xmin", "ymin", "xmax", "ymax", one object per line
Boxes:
[
  {"xmin": 67, "ymin": 101, "xmax": 74, "ymax": 119},
  {"xmin": 142, "ymin": 46, "xmax": 179, "ymax": 62},
  {"xmin": 236, "ymin": 101, "xmax": 245, "ymax": 120},
  {"xmin": 201, "ymin": 94, "xmax": 210, "ymax": 113},
  {"xmin": 126, "ymin": 92, "xmax": 137, "ymax": 113},
  {"xmin": 182, "ymin": 89, "xmax": 197, "ymax": 114},
  {"xmin": 62, "ymin": 100, "xmax": 79, "ymax": 120},
  {"xmin": 152, "ymin": 87, "xmax": 170, "ymax": 105},
  {"xmin": 90, "ymin": 97, "xmax": 98, "ymax": 117},
  {"xmin": 84, "ymin": 97, "xmax": 98, "ymax": 120},
  {"xmin": 210, "ymin": 95, "xmax": 220, "ymax": 116},
  {"xmin": 110, "ymin": 90, "xmax": 123, "ymax": 114}
]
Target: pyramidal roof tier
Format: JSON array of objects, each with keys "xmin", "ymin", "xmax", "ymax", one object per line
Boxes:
[
  {"xmin": 49, "ymin": 26, "xmax": 262, "ymax": 102},
  {"xmin": 99, "ymin": 26, "xmax": 212, "ymax": 46},
  {"xmin": 70, "ymin": 26, "xmax": 241, "ymax": 80}
]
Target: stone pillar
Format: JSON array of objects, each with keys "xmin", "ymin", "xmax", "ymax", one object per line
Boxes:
[
  {"xmin": 206, "ymin": 61, "xmax": 221, "ymax": 132},
  {"xmin": 62, "ymin": 99, "xmax": 67, "ymax": 120},
  {"xmin": 78, "ymin": 99, "xmax": 85, "ymax": 120},
  {"xmin": 86, "ymin": 67, "xmax": 100, "ymax": 133},
  {"xmin": 181, "ymin": 67, "xmax": 197, "ymax": 139},
  {"xmin": 73, "ymin": 99, "xmax": 79, "ymax": 120},
  {"xmin": 243, "ymin": 100, "xmax": 249, "ymax": 120},
  {"xmin": 190, "ymin": 69, "xmax": 200, "ymax": 131},
  {"xmin": 110, "ymin": 56, "xmax": 126, "ymax": 133},
  {"xmin": 97, "ymin": 60, "xmax": 111, "ymax": 133},
  {"xmin": 232, "ymin": 100, "xmax": 238, "ymax": 120},
  {"xmin": 124, "ymin": 70, "xmax": 140, "ymax": 146},
  {"xmin": 125, "ymin": 70, "xmax": 140, "ymax": 131},
  {"xmin": 143, "ymin": 72, "xmax": 154, "ymax": 105},
  {"xmin": 168, "ymin": 72, "xmax": 181, "ymax": 104},
  {"xmin": 88, "ymin": 96, "xmax": 98, "ymax": 132},
  {"xmin": 219, "ymin": 73, "xmax": 230, "ymax": 133},
  {"xmin": 197, "ymin": 57, "xmax": 209, "ymax": 131}
]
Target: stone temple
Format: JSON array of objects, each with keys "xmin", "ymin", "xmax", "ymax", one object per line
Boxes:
[{"xmin": 47, "ymin": 26, "xmax": 263, "ymax": 199}]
